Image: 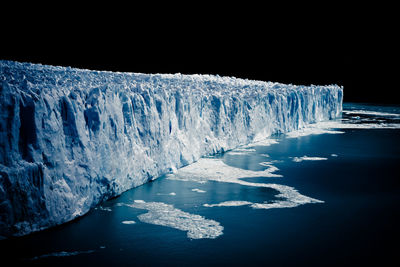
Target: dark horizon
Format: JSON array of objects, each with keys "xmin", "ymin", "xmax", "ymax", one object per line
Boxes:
[{"xmin": 0, "ymin": 36, "xmax": 392, "ymax": 105}]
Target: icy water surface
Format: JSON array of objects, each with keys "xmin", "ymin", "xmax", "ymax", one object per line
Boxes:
[{"xmin": 1, "ymin": 103, "xmax": 400, "ymax": 266}]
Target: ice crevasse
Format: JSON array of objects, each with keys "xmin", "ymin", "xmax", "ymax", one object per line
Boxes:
[{"xmin": 0, "ymin": 60, "xmax": 343, "ymax": 237}]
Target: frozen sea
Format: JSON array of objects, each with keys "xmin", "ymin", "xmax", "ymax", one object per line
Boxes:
[{"xmin": 1, "ymin": 103, "xmax": 399, "ymax": 266}]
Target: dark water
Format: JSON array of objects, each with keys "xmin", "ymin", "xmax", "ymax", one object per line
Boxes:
[{"xmin": 1, "ymin": 103, "xmax": 400, "ymax": 266}]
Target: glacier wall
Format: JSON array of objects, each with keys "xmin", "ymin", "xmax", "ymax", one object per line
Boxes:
[{"xmin": 0, "ymin": 60, "xmax": 343, "ymax": 237}]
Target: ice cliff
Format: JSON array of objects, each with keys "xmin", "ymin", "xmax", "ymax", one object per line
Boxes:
[{"xmin": 0, "ymin": 60, "xmax": 343, "ymax": 237}]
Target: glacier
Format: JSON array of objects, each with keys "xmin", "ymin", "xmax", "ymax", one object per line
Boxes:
[{"xmin": 0, "ymin": 60, "xmax": 343, "ymax": 237}]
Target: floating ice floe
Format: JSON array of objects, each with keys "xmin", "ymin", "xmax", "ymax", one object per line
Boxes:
[
  {"xmin": 121, "ymin": 220, "xmax": 136, "ymax": 224},
  {"xmin": 226, "ymin": 148, "xmax": 257, "ymax": 155},
  {"xmin": 122, "ymin": 200, "xmax": 223, "ymax": 239},
  {"xmin": 204, "ymin": 201, "xmax": 253, "ymax": 207},
  {"xmin": 259, "ymin": 160, "xmax": 282, "ymax": 167},
  {"xmin": 156, "ymin": 192, "xmax": 177, "ymax": 196},
  {"xmin": 247, "ymin": 139, "xmax": 280, "ymax": 147},
  {"xmin": 167, "ymin": 158, "xmax": 282, "ymax": 184},
  {"xmin": 168, "ymin": 158, "xmax": 323, "ymax": 209},
  {"xmin": 313, "ymin": 119, "xmax": 400, "ymax": 130},
  {"xmin": 95, "ymin": 206, "xmax": 112, "ymax": 212},
  {"xmin": 286, "ymin": 127, "xmax": 345, "ymax": 138},
  {"xmin": 343, "ymin": 110, "xmax": 400, "ymax": 117},
  {"xmin": 292, "ymin": 156, "xmax": 328, "ymax": 162},
  {"xmin": 191, "ymin": 188, "xmax": 206, "ymax": 193},
  {"xmin": 203, "ymin": 198, "xmax": 322, "ymax": 210}
]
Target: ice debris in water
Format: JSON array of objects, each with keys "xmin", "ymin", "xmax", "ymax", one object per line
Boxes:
[
  {"xmin": 292, "ymin": 156, "xmax": 328, "ymax": 162},
  {"xmin": 204, "ymin": 201, "xmax": 253, "ymax": 207},
  {"xmin": 203, "ymin": 199, "xmax": 323, "ymax": 210},
  {"xmin": 156, "ymin": 192, "xmax": 176, "ymax": 196},
  {"xmin": 169, "ymin": 158, "xmax": 323, "ymax": 208},
  {"xmin": 121, "ymin": 221, "xmax": 136, "ymax": 225},
  {"xmin": 123, "ymin": 200, "xmax": 223, "ymax": 239},
  {"xmin": 192, "ymin": 188, "xmax": 206, "ymax": 193},
  {"xmin": 343, "ymin": 110, "xmax": 400, "ymax": 117},
  {"xmin": 95, "ymin": 206, "xmax": 112, "ymax": 212}
]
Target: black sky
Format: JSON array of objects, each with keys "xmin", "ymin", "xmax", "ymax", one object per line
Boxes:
[{"xmin": 1, "ymin": 6, "xmax": 393, "ymax": 105}]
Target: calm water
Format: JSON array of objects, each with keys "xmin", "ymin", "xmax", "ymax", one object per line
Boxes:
[{"xmin": 1, "ymin": 103, "xmax": 400, "ymax": 266}]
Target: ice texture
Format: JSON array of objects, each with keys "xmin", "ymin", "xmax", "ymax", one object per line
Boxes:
[
  {"xmin": 121, "ymin": 220, "xmax": 136, "ymax": 224},
  {"xmin": 0, "ymin": 60, "xmax": 342, "ymax": 237},
  {"xmin": 292, "ymin": 156, "xmax": 328, "ymax": 162},
  {"xmin": 125, "ymin": 200, "xmax": 223, "ymax": 239},
  {"xmin": 168, "ymin": 158, "xmax": 323, "ymax": 207},
  {"xmin": 191, "ymin": 188, "xmax": 206, "ymax": 193}
]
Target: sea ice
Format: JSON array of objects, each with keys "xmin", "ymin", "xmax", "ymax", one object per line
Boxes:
[
  {"xmin": 204, "ymin": 201, "xmax": 253, "ymax": 207},
  {"xmin": 292, "ymin": 156, "xmax": 328, "ymax": 162},
  {"xmin": 121, "ymin": 220, "xmax": 136, "ymax": 224},
  {"xmin": 168, "ymin": 158, "xmax": 323, "ymax": 208},
  {"xmin": 124, "ymin": 200, "xmax": 223, "ymax": 239}
]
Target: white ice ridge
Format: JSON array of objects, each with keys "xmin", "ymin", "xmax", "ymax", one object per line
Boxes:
[
  {"xmin": 168, "ymin": 158, "xmax": 323, "ymax": 207},
  {"xmin": 0, "ymin": 60, "xmax": 341, "ymax": 237},
  {"xmin": 124, "ymin": 200, "xmax": 223, "ymax": 239}
]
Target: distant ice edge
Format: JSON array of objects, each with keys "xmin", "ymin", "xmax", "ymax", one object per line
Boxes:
[{"xmin": 0, "ymin": 60, "xmax": 343, "ymax": 237}]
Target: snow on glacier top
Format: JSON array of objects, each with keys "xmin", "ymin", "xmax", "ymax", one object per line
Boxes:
[{"xmin": 0, "ymin": 60, "xmax": 341, "ymax": 96}]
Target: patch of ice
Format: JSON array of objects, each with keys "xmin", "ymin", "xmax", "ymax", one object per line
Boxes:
[
  {"xmin": 204, "ymin": 201, "xmax": 253, "ymax": 207},
  {"xmin": 121, "ymin": 220, "xmax": 136, "ymax": 224},
  {"xmin": 95, "ymin": 206, "xmax": 112, "ymax": 212},
  {"xmin": 125, "ymin": 200, "xmax": 223, "ymax": 239},
  {"xmin": 168, "ymin": 158, "xmax": 322, "ymax": 209},
  {"xmin": 343, "ymin": 110, "xmax": 400, "ymax": 117},
  {"xmin": 292, "ymin": 156, "xmax": 328, "ymax": 162},
  {"xmin": 192, "ymin": 188, "xmax": 206, "ymax": 193},
  {"xmin": 156, "ymin": 192, "xmax": 176, "ymax": 196},
  {"xmin": 167, "ymin": 158, "xmax": 282, "ymax": 185},
  {"xmin": 246, "ymin": 138, "xmax": 280, "ymax": 147},
  {"xmin": 285, "ymin": 110, "xmax": 400, "ymax": 140},
  {"xmin": 205, "ymin": 197, "xmax": 324, "ymax": 210},
  {"xmin": 315, "ymin": 121, "xmax": 400, "ymax": 130},
  {"xmin": 286, "ymin": 127, "xmax": 344, "ymax": 138},
  {"xmin": 259, "ymin": 162, "xmax": 274, "ymax": 167},
  {"xmin": 227, "ymin": 148, "xmax": 257, "ymax": 155},
  {"xmin": 259, "ymin": 160, "xmax": 282, "ymax": 167}
]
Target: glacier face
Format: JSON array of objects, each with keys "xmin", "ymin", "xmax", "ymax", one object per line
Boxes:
[{"xmin": 0, "ymin": 60, "xmax": 343, "ymax": 237}]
